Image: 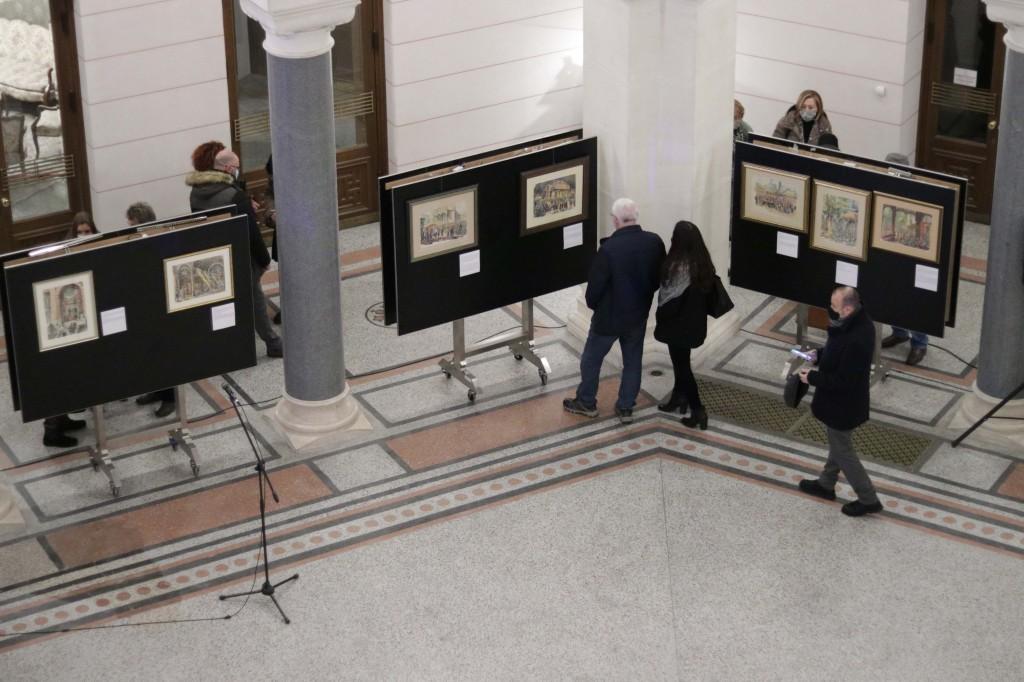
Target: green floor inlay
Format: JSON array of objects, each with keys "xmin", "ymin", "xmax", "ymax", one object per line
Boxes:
[{"xmin": 692, "ymin": 377, "xmax": 932, "ymax": 470}]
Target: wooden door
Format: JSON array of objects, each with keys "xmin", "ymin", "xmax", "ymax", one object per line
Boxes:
[
  {"xmin": 917, "ymin": 0, "xmax": 1005, "ymax": 223},
  {"xmin": 0, "ymin": 0, "xmax": 90, "ymax": 253}
]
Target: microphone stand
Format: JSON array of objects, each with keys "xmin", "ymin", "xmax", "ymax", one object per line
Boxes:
[
  {"xmin": 952, "ymin": 378, "xmax": 1024, "ymax": 448},
  {"xmin": 218, "ymin": 383, "xmax": 298, "ymax": 624}
]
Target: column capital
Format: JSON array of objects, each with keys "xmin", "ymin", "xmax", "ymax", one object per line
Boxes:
[
  {"xmin": 985, "ymin": 0, "xmax": 1024, "ymax": 52},
  {"xmin": 240, "ymin": 0, "xmax": 361, "ymax": 59}
]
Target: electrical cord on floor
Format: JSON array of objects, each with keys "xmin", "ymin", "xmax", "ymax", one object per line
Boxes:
[{"xmin": 739, "ymin": 329, "xmax": 978, "ymax": 369}]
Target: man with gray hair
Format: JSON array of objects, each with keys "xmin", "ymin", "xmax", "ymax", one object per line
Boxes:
[
  {"xmin": 797, "ymin": 285, "xmax": 882, "ymax": 516},
  {"xmin": 564, "ymin": 197, "xmax": 665, "ymax": 424}
]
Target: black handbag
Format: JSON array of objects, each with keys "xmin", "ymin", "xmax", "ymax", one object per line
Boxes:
[
  {"xmin": 707, "ymin": 276, "xmax": 735, "ymax": 319},
  {"xmin": 783, "ymin": 372, "xmax": 809, "ymax": 408}
]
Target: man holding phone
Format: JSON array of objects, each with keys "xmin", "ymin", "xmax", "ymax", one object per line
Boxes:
[{"xmin": 796, "ymin": 286, "xmax": 882, "ymax": 517}]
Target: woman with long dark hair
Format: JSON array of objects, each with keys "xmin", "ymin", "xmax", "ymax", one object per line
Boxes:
[
  {"xmin": 654, "ymin": 221, "xmax": 716, "ymax": 430},
  {"xmin": 66, "ymin": 211, "xmax": 98, "ymax": 239}
]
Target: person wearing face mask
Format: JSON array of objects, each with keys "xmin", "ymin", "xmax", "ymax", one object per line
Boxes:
[
  {"xmin": 795, "ymin": 286, "xmax": 882, "ymax": 517},
  {"xmin": 66, "ymin": 211, "xmax": 99, "ymax": 239},
  {"xmin": 773, "ymin": 89, "xmax": 833, "ymax": 145},
  {"xmin": 733, "ymin": 99, "xmax": 753, "ymax": 143},
  {"xmin": 186, "ymin": 141, "xmax": 282, "ymax": 358}
]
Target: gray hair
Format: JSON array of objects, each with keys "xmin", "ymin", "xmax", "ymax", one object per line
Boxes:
[
  {"xmin": 611, "ymin": 197, "xmax": 639, "ymax": 224},
  {"xmin": 126, "ymin": 201, "xmax": 156, "ymax": 225},
  {"xmin": 835, "ymin": 285, "xmax": 861, "ymax": 311}
]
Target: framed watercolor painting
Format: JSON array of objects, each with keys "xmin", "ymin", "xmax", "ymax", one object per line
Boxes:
[
  {"xmin": 163, "ymin": 245, "xmax": 234, "ymax": 313},
  {"xmin": 520, "ymin": 157, "xmax": 589, "ymax": 234},
  {"xmin": 870, "ymin": 193, "xmax": 943, "ymax": 264},
  {"xmin": 809, "ymin": 180, "xmax": 871, "ymax": 261},
  {"xmin": 32, "ymin": 271, "xmax": 99, "ymax": 351},
  {"xmin": 740, "ymin": 163, "xmax": 810, "ymax": 233},
  {"xmin": 408, "ymin": 186, "xmax": 478, "ymax": 262}
]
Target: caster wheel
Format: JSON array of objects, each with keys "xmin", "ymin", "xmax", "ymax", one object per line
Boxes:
[
  {"xmin": 467, "ymin": 390, "xmax": 477, "ymax": 403},
  {"xmin": 442, "ymin": 370, "xmax": 452, "ymax": 379},
  {"xmin": 514, "ymin": 354, "xmax": 524, "ymax": 361},
  {"xmin": 539, "ymin": 370, "xmax": 548, "ymax": 386},
  {"xmin": 191, "ymin": 463, "xmax": 200, "ymax": 478},
  {"xmin": 170, "ymin": 438, "xmax": 178, "ymax": 451},
  {"xmin": 91, "ymin": 461, "xmax": 99, "ymax": 472},
  {"xmin": 110, "ymin": 484, "xmax": 121, "ymax": 498}
]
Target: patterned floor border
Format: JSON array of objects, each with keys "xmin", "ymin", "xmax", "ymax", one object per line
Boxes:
[{"xmin": 1, "ymin": 416, "xmax": 1021, "ymax": 653}]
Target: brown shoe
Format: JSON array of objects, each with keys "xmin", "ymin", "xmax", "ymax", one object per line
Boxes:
[{"xmin": 905, "ymin": 346, "xmax": 926, "ymax": 366}]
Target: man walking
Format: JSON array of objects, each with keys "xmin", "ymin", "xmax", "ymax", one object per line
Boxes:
[
  {"xmin": 563, "ymin": 198, "xmax": 665, "ymax": 424},
  {"xmin": 797, "ymin": 286, "xmax": 883, "ymax": 516}
]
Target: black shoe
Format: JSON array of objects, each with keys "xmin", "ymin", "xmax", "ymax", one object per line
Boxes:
[
  {"xmin": 55, "ymin": 414, "xmax": 86, "ymax": 431},
  {"xmin": 881, "ymin": 334, "xmax": 909, "ymax": 349},
  {"xmin": 562, "ymin": 398, "xmax": 598, "ymax": 418},
  {"xmin": 615, "ymin": 407, "xmax": 634, "ymax": 424},
  {"xmin": 136, "ymin": 392, "xmax": 160, "ymax": 405},
  {"xmin": 905, "ymin": 346, "xmax": 926, "ymax": 366},
  {"xmin": 798, "ymin": 479, "xmax": 837, "ymax": 501},
  {"xmin": 657, "ymin": 393, "xmax": 688, "ymax": 414},
  {"xmin": 266, "ymin": 340, "xmax": 283, "ymax": 358},
  {"xmin": 681, "ymin": 408, "xmax": 708, "ymax": 430},
  {"xmin": 43, "ymin": 432, "xmax": 77, "ymax": 448},
  {"xmin": 154, "ymin": 401, "xmax": 176, "ymax": 418},
  {"xmin": 841, "ymin": 500, "xmax": 883, "ymax": 517},
  {"xmin": 272, "ymin": 310, "xmax": 282, "ymax": 325}
]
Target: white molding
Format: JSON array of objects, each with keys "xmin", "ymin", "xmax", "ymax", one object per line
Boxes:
[
  {"xmin": 240, "ymin": 0, "xmax": 359, "ymax": 58},
  {"xmin": 271, "ymin": 385, "xmax": 372, "ymax": 450},
  {"xmin": 985, "ymin": 0, "xmax": 1024, "ymax": 53}
]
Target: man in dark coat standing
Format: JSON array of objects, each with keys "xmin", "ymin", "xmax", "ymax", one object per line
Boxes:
[
  {"xmin": 186, "ymin": 149, "xmax": 282, "ymax": 358},
  {"xmin": 564, "ymin": 198, "xmax": 665, "ymax": 424},
  {"xmin": 797, "ymin": 286, "xmax": 882, "ymax": 516}
]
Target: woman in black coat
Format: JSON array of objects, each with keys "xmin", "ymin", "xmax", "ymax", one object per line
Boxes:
[{"xmin": 654, "ymin": 221, "xmax": 716, "ymax": 430}]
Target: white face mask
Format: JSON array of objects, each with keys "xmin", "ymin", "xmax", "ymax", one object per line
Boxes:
[
  {"xmin": 800, "ymin": 108, "xmax": 817, "ymax": 123},
  {"xmin": 231, "ymin": 168, "xmax": 240, "ymax": 180}
]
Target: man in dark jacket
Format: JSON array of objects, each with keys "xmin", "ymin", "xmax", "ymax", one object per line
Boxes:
[
  {"xmin": 186, "ymin": 149, "xmax": 282, "ymax": 358},
  {"xmin": 564, "ymin": 198, "xmax": 665, "ymax": 424},
  {"xmin": 797, "ymin": 286, "xmax": 882, "ymax": 517}
]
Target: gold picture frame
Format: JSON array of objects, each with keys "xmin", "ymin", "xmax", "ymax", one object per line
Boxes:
[
  {"xmin": 809, "ymin": 180, "xmax": 872, "ymax": 261},
  {"xmin": 32, "ymin": 271, "xmax": 99, "ymax": 351},
  {"xmin": 408, "ymin": 186, "xmax": 479, "ymax": 262},
  {"xmin": 520, "ymin": 157, "xmax": 589, "ymax": 234},
  {"xmin": 740, "ymin": 163, "xmax": 811, "ymax": 233},
  {"xmin": 163, "ymin": 245, "xmax": 234, "ymax": 313},
  {"xmin": 870, "ymin": 193, "xmax": 943, "ymax": 264}
]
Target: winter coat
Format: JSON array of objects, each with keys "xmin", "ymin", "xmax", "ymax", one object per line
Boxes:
[
  {"xmin": 585, "ymin": 225, "xmax": 665, "ymax": 336},
  {"xmin": 807, "ymin": 306, "xmax": 874, "ymax": 431},
  {"xmin": 772, "ymin": 106, "xmax": 833, "ymax": 145},
  {"xmin": 653, "ymin": 276, "xmax": 711, "ymax": 349},
  {"xmin": 186, "ymin": 170, "xmax": 271, "ymax": 269}
]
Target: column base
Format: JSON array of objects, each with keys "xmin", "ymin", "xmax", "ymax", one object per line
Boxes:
[
  {"xmin": 0, "ymin": 483, "xmax": 25, "ymax": 532},
  {"xmin": 947, "ymin": 384, "xmax": 1024, "ymax": 456},
  {"xmin": 270, "ymin": 384, "xmax": 372, "ymax": 451}
]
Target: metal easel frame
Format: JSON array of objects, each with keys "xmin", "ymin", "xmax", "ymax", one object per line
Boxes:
[
  {"xmin": 786, "ymin": 304, "xmax": 888, "ymax": 386},
  {"xmin": 88, "ymin": 385, "xmax": 200, "ymax": 497},
  {"xmin": 439, "ymin": 299, "xmax": 551, "ymax": 402}
]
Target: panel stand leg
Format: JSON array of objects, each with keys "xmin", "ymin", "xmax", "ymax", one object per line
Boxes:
[
  {"xmin": 168, "ymin": 385, "xmax": 199, "ymax": 477},
  {"xmin": 89, "ymin": 405, "xmax": 121, "ymax": 498},
  {"xmin": 439, "ymin": 299, "xmax": 551, "ymax": 403},
  {"xmin": 870, "ymin": 321, "xmax": 889, "ymax": 386},
  {"xmin": 785, "ymin": 303, "xmax": 813, "ymax": 377}
]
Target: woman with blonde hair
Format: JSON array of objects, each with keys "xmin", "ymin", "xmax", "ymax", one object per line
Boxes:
[{"xmin": 773, "ymin": 89, "xmax": 833, "ymax": 145}]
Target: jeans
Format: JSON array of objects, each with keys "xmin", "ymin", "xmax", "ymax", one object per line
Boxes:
[
  {"xmin": 667, "ymin": 344, "xmax": 703, "ymax": 412},
  {"xmin": 890, "ymin": 327, "xmax": 928, "ymax": 349},
  {"xmin": 575, "ymin": 321, "xmax": 646, "ymax": 411}
]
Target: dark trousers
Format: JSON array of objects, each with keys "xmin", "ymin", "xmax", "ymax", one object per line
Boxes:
[
  {"xmin": 818, "ymin": 426, "xmax": 879, "ymax": 504},
  {"xmin": 668, "ymin": 344, "xmax": 703, "ymax": 412},
  {"xmin": 575, "ymin": 321, "xmax": 646, "ymax": 411}
]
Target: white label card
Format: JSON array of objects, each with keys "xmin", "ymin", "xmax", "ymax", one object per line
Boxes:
[
  {"xmin": 953, "ymin": 67, "xmax": 978, "ymax": 88},
  {"xmin": 563, "ymin": 223, "xmax": 584, "ymax": 249},
  {"xmin": 459, "ymin": 250, "xmax": 481, "ymax": 277},
  {"xmin": 914, "ymin": 264, "xmax": 939, "ymax": 292},
  {"xmin": 776, "ymin": 232, "xmax": 799, "ymax": 258},
  {"xmin": 100, "ymin": 307, "xmax": 127, "ymax": 336},
  {"xmin": 211, "ymin": 303, "xmax": 236, "ymax": 331},
  {"xmin": 835, "ymin": 261, "xmax": 859, "ymax": 287}
]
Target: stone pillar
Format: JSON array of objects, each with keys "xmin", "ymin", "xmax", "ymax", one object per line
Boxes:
[
  {"xmin": 568, "ymin": 0, "xmax": 739, "ymax": 363},
  {"xmin": 241, "ymin": 0, "xmax": 369, "ymax": 448},
  {"xmin": 949, "ymin": 0, "xmax": 1024, "ymax": 451}
]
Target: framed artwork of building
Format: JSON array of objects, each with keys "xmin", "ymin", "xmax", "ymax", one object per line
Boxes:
[
  {"xmin": 809, "ymin": 180, "xmax": 871, "ymax": 261},
  {"xmin": 163, "ymin": 245, "xmax": 234, "ymax": 313},
  {"xmin": 740, "ymin": 163, "xmax": 810, "ymax": 233},
  {"xmin": 520, "ymin": 157, "xmax": 589, "ymax": 234},
  {"xmin": 408, "ymin": 186, "xmax": 478, "ymax": 262},
  {"xmin": 871, "ymin": 193, "xmax": 943, "ymax": 264},
  {"xmin": 32, "ymin": 271, "xmax": 98, "ymax": 351}
]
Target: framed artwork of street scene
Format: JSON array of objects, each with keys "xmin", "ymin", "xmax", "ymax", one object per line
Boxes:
[
  {"xmin": 740, "ymin": 163, "xmax": 810, "ymax": 233},
  {"xmin": 809, "ymin": 180, "xmax": 871, "ymax": 261},
  {"xmin": 520, "ymin": 157, "xmax": 589, "ymax": 234},
  {"xmin": 408, "ymin": 186, "xmax": 478, "ymax": 262},
  {"xmin": 163, "ymin": 245, "xmax": 234, "ymax": 313},
  {"xmin": 32, "ymin": 270, "xmax": 98, "ymax": 351},
  {"xmin": 871, "ymin": 193, "xmax": 943, "ymax": 264}
]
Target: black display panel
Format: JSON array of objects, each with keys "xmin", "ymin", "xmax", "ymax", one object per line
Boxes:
[
  {"xmin": 380, "ymin": 135, "xmax": 598, "ymax": 335},
  {"xmin": 3, "ymin": 216, "xmax": 256, "ymax": 421},
  {"xmin": 731, "ymin": 140, "xmax": 964, "ymax": 337}
]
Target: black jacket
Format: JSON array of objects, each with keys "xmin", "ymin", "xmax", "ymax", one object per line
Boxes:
[
  {"xmin": 653, "ymin": 280, "xmax": 710, "ymax": 348},
  {"xmin": 808, "ymin": 306, "xmax": 874, "ymax": 431},
  {"xmin": 186, "ymin": 170, "xmax": 271, "ymax": 269},
  {"xmin": 585, "ymin": 225, "xmax": 665, "ymax": 335}
]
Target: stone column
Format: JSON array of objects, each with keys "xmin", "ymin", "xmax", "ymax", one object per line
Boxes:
[
  {"xmin": 949, "ymin": 0, "xmax": 1024, "ymax": 451},
  {"xmin": 241, "ymin": 0, "xmax": 369, "ymax": 448},
  {"xmin": 568, "ymin": 0, "xmax": 739, "ymax": 363}
]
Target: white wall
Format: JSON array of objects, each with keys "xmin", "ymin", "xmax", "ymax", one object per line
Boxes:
[
  {"xmin": 74, "ymin": 0, "xmax": 231, "ymax": 229},
  {"xmin": 735, "ymin": 0, "xmax": 926, "ymax": 162},
  {"xmin": 384, "ymin": 0, "xmax": 584, "ymax": 173}
]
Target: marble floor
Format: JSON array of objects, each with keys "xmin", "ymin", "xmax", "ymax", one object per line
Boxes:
[{"xmin": 0, "ymin": 222, "xmax": 1021, "ymax": 680}]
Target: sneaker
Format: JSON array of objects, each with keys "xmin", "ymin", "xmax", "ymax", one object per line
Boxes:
[
  {"xmin": 798, "ymin": 479, "xmax": 837, "ymax": 501},
  {"xmin": 43, "ymin": 432, "xmax": 77, "ymax": 448},
  {"xmin": 905, "ymin": 346, "xmax": 926, "ymax": 366},
  {"xmin": 615, "ymin": 407, "xmax": 634, "ymax": 424},
  {"xmin": 562, "ymin": 398, "xmax": 598, "ymax": 418},
  {"xmin": 841, "ymin": 500, "xmax": 883, "ymax": 517}
]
